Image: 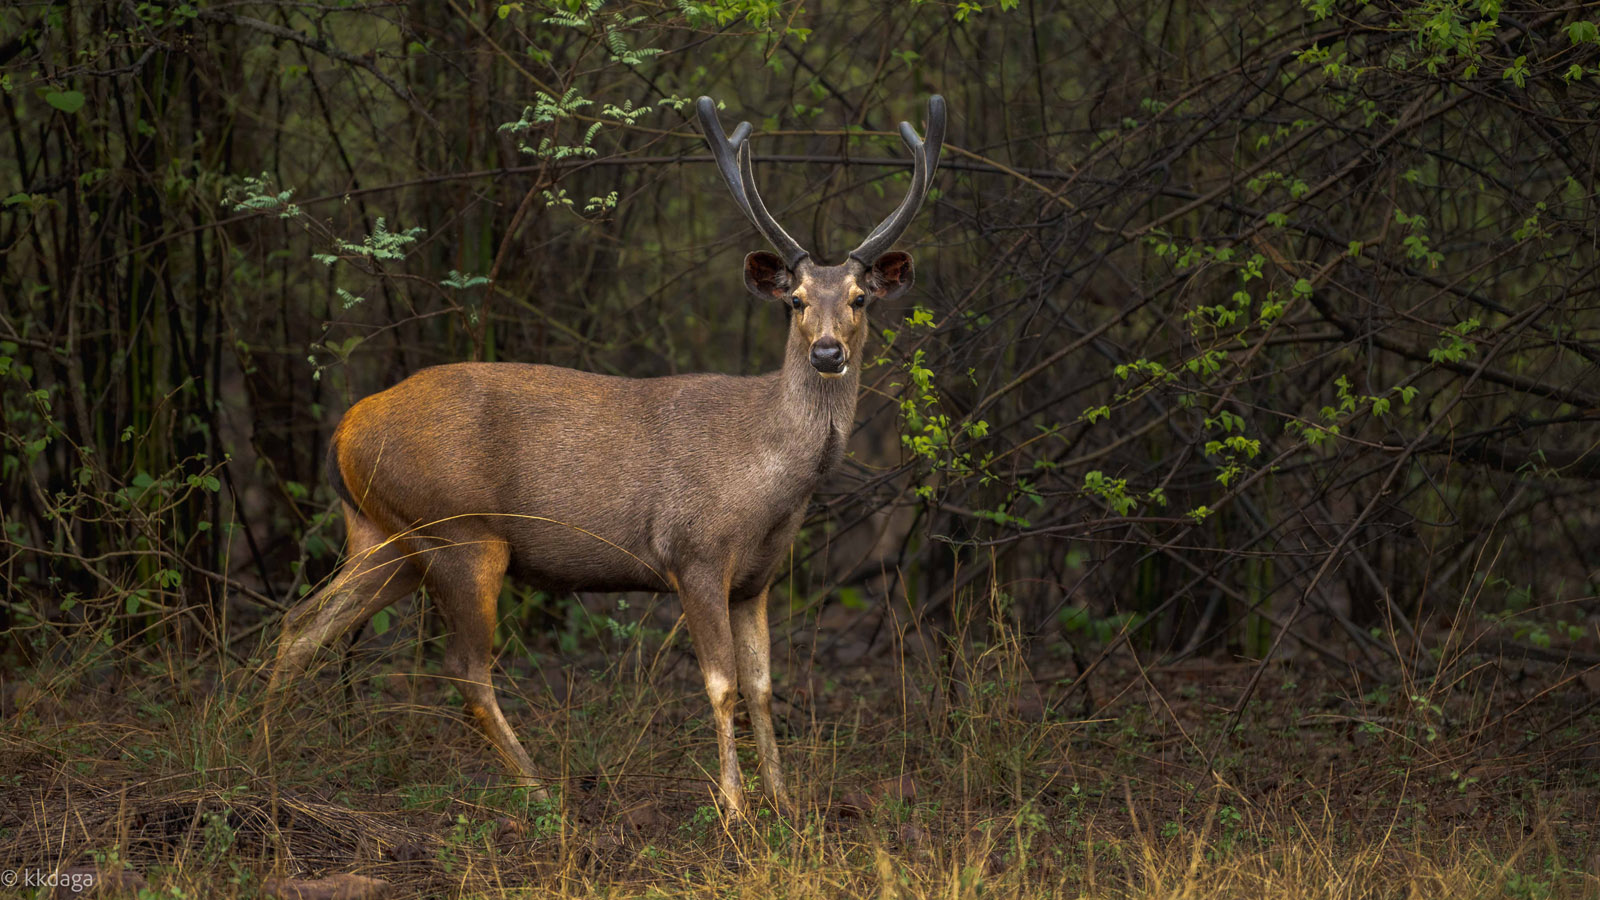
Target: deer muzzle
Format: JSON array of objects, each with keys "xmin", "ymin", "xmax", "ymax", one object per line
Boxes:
[{"xmin": 810, "ymin": 338, "xmax": 847, "ymax": 376}]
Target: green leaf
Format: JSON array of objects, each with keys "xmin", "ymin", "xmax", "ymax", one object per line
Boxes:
[
  {"xmin": 1565, "ymin": 20, "xmax": 1598, "ymax": 44},
  {"xmin": 1502, "ymin": 56, "xmax": 1528, "ymax": 88},
  {"xmin": 1058, "ymin": 606, "xmax": 1089, "ymax": 633},
  {"xmin": 45, "ymin": 90, "xmax": 85, "ymax": 114},
  {"xmin": 331, "ymin": 335, "xmax": 363, "ymax": 359}
]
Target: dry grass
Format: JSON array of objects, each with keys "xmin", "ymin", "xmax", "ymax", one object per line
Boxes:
[{"xmin": 2, "ymin": 595, "xmax": 1597, "ymax": 898}]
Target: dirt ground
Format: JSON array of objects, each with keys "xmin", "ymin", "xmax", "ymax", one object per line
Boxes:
[{"xmin": 2, "ymin": 599, "xmax": 1597, "ymax": 898}]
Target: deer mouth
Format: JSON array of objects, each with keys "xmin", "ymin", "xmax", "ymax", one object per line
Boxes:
[{"xmin": 817, "ymin": 365, "xmax": 849, "ymax": 379}]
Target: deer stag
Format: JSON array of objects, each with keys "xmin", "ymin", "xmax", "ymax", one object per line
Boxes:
[{"xmin": 261, "ymin": 95, "xmax": 945, "ymax": 814}]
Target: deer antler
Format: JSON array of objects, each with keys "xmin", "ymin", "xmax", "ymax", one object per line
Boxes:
[
  {"xmin": 696, "ymin": 95, "xmax": 945, "ymax": 269},
  {"xmin": 695, "ymin": 96, "xmax": 810, "ymax": 270},
  {"xmin": 848, "ymin": 95, "xmax": 945, "ymax": 267}
]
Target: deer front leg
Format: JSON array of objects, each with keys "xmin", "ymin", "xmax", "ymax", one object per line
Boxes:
[
  {"xmin": 678, "ymin": 571, "xmax": 747, "ymax": 817},
  {"xmin": 731, "ymin": 592, "xmax": 788, "ymax": 812}
]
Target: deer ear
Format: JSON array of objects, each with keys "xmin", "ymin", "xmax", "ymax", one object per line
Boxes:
[
  {"xmin": 866, "ymin": 251, "xmax": 914, "ymax": 301},
  {"xmin": 743, "ymin": 251, "xmax": 792, "ymax": 301}
]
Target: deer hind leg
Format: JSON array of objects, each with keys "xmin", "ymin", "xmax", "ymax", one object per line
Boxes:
[
  {"xmin": 258, "ymin": 508, "xmax": 420, "ymax": 764},
  {"xmin": 416, "ymin": 533, "xmax": 538, "ymax": 780},
  {"xmin": 731, "ymin": 591, "xmax": 789, "ymax": 812},
  {"xmin": 679, "ymin": 569, "xmax": 747, "ymax": 816},
  {"xmin": 267, "ymin": 507, "xmax": 422, "ymax": 695}
]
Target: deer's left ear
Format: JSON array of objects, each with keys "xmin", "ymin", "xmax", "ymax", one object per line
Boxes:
[{"xmin": 865, "ymin": 251, "xmax": 914, "ymax": 301}]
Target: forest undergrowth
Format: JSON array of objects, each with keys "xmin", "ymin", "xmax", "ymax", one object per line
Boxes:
[{"xmin": 3, "ymin": 576, "xmax": 1595, "ymax": 899}]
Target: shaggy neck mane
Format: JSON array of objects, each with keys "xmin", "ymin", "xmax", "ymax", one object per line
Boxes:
[{"xmin": 766, "ymin": 323, "xmax": 860, "ymax": 477}]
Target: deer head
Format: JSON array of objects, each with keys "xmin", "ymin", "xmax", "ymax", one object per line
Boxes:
[{"xmin": 696, "ymin": 96, "xmax": 946, "ymax": 378}]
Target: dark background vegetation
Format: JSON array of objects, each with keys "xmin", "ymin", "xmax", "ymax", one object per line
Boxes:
[{"xmin": 2, "ymin": 0, "xmax": 1599, "ymax": 896}]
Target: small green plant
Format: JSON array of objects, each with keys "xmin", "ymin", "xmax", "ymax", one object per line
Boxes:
[
  {"xmin": 530, "ymin": 795, "xmax": 564, "ymax": 838},
  {"xmin": 200, "ymin": 810, "xmax": 236, "ymax": 864},
  {"xmin": 682, "ymin": 804, "xmax": 720, "ymax": 836},
  {"xmin": 436, "ymin": 813, "xmax": 493, "ymax": 874}
]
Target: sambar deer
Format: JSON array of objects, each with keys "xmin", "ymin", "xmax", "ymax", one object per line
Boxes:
[{"xmin": 261, "ymin": 95, "xmax": 945, "ymax": 814}]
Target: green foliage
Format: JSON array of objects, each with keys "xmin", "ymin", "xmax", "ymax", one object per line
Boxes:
[
  {"xmin": 226, "ymin": 173, "xmax": 300, "ymax": 219},
  {"xmin": 1059, "ymin": 604, "xmax": 1144, "ymax": 644},
  {"xmin": 442, "ymin": 271, "xmax": 491, "ymax": 290},
  {"xmin": 1427, "ymin": 318, "xmax": 1481, "ymax": 364},
  {"xmin": 310, "ymin": 218, "xmax": 425, "ymax": 267},
  {"xmin": 676, "ymin": 0, "xmax": 795, "ymax": 31},
  {"xmin": 1082, "ymin": 470, "xmax": 1139, "ymax": 516},
  {"xmin": 44, "ymin": 89, "xmax": 85, "ymax": 114},
  {"xmin": 500, "ymin": 89, "xmax": 600, "ymax": 160},
  {"xmin": 893, "ymin": 304, "xmax": 993, "ymax": 499}
]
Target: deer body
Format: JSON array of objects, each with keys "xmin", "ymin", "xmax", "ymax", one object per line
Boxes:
[
  {"xmin": 328, "ymin": 344, "xmax": 856, "ymax": 599},
  {"xmin": 263, "ymin": 95, "xmax": 943, "ymax": 815}
]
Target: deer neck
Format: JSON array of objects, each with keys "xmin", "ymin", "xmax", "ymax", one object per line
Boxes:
[{"xmin": 768, "ymin": 327, "xmax": 860, "ymax": 471}]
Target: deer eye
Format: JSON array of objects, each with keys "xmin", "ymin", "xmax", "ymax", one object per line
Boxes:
[
  {"xmin": 790, "ymin": 295, "xmax": 805, "ymax": 310},
  {"xmin": 850, "ymin": 294, "xmax": 866, "ymax": 309}
]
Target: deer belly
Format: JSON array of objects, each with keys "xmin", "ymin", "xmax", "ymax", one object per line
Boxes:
[{"xmin": 501, "ymin": 514, "xmax": 665, "ymax": 593}]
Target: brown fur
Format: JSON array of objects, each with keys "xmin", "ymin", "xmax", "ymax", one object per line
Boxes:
[{"xmin": 264, "ymin": 252, "xmax": 912, "ymax": 815}]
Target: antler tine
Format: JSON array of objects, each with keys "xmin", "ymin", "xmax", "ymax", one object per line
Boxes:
[
  {"xmin": 695, "ymin": 97, "xmax": 753, "ymax": 213},
  {"xmin": 736, "ymin": 143, "xmax": 810, "ymax": 269},
  {"xmin": 696, "ymin": 96, "xmax": 810, "ymax": 270},
  {"xmin": 848, "ymin": 94, "xmax": 946, "ymax": 267},
  {"xmin": 853, "ymin": 122, "xmax": 931, "ymax": 251}
]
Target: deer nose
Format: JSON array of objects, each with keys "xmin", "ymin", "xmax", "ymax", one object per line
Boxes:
[{"xmin": 810, "ymin": 339, "xmax": 845, "ymax": 373}]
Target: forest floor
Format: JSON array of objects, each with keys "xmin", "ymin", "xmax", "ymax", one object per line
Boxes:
[{"xmin": 2, "ymin": 599, "xmax": 1598, "ymax": 899}]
